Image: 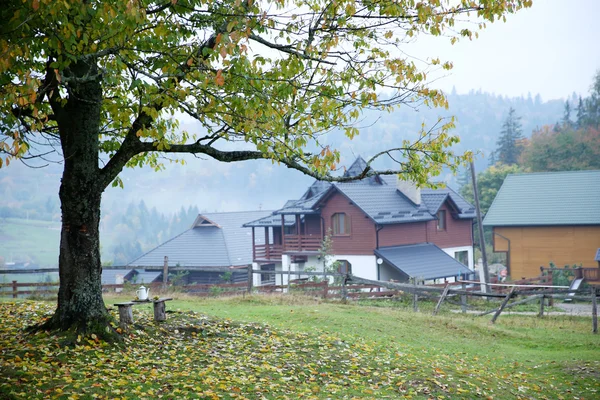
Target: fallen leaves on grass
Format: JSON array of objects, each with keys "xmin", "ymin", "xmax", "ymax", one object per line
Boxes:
[{"xmin": 0, "ymin": 301, "xmax": 598, "ymax": 399}]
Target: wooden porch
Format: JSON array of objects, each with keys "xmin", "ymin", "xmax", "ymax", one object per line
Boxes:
[
  {"xmin": 540, "ymin": 266, "xmax": 600, "ymax": 286},
  {"xmin": 578, "ymin": 267, "xmax": 600, "ymax": 286},
  {"xmin": 251, "ymin": 212, "xmax": 324, "ymax": 262},
  {"xmin": 253, "ymin": 234, "xmax": 322, "ymax": 261}
]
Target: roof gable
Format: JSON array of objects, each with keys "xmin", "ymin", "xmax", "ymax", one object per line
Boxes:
[
  {"xmin": 483, "ymin": 170, "xmax": 600, "ymax": 226},
  {"xmin": 191, "ymin": 215, "xmax": 221, "ymax": 228},
  {"xmin": 129, "ymin": 210, "xmax": 272, "ymax": 267}
]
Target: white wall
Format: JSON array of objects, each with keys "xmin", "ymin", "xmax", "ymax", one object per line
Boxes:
[
  {"xmin": 330, "ymin": 255, "xmax": 378, "ymax": 280},
  {"xmin": 441, "ymin": 245, "xmax": 474, "ymax": 270},
  {"xmin": 255, "ymin": 254, "xmax": 378, "ymax": 286}
]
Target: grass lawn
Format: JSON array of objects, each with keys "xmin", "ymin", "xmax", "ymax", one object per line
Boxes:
[{"xmin": 1, "ymin": 295, "xmax": 599, "ymax": 399}]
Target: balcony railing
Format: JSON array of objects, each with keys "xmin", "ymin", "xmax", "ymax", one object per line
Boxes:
[
  {"xmin": 579, "ymin": 268, "xmax": 600, "ymax": 282},
  {"xmin": 254, "ymin": 244, "xmax": 283, "ymax": 260},
  {"xmin": 253, "ymin": 235, "xmax": 323, "ymax": 261},
  {"xmin": 284, "ymin": 234, "xmax": 322, "ymax": 252}
]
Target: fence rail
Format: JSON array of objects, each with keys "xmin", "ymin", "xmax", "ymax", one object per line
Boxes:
[{"xmin": 3, "ymin": 268, "xmax": 598, "ymax": 333}]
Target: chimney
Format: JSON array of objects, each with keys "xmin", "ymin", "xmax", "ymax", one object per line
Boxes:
[{"xmin": 396, "ymin": 177, "xmax": 421, "ymax": 205}]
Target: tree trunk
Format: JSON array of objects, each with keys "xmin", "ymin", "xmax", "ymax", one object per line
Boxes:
[
  {"xmin": 38, "ymin": 59, "xmax": 115, "ymax": 336},
  {"xmin": 52, "ymin": 183, "xmax": 107, "ymax": 329}
]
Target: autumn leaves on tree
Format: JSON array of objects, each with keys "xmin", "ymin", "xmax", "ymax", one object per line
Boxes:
[{"xmin": 0, "ymin": 0, "xmax": 531, "ymax": 333}]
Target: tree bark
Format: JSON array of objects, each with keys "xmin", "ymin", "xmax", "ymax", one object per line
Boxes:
[{"xmin": 39, "ymin": 59, "xmax": 115, "ymax": 335}]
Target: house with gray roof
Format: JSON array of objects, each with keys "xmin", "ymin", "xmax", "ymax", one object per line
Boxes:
[
  {"xmin": 127, "ymin": 210, "xmax": 272, "ymax": 284},
  {"xmin": 483, "ymin": 170, "xmax": 600, "ymax": 280},
  {"xmin": 244, "ymin": 157, "xmax": 476, "ymax": 285}
]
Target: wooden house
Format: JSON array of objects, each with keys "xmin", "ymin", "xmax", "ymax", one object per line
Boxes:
[
  {"xmin": 244, "ymin": 157, "xmax": 476, "ymax": 285},
  {"xmin": 483, "ymin": 170, "xmax": 600, "ymax": 281}
]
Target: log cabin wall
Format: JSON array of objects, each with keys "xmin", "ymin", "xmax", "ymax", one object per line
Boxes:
[
  {"xmin": 320, "ymin": 192, "xmax": 377, "ymax": 254},
  {"xmin": 378, "ymin": 222, "xmax": 427, "ymax": 247},
  {"xmin": 426, "ymin": 203, "xmax": 474, "ymax": 248},
  {"xmin": 303, "ymin": 214, "xmax": 322, "ymax": 236},
  {"xmin": 493, "ymin": 225, "xmax": 600, "ymax": 279}
]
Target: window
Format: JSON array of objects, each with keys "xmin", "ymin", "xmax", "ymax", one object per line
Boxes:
[
  {"xmin": 336, "ymin": 260, "xmax": 352, "ymax": 275},
  {"xmin": 332, "ymin": 213, "xmax": 351, "ymax": 235},
  {"xmin": 436, "ymin": 210, "xmax": 446, "ymax": 231},
  {"xmin": 260, "ymin": 264, "xmax": 276, "ymax": 285},
  {"xmin": 455, "ymin": 250, "xmax": 469, "ymax": 266}
]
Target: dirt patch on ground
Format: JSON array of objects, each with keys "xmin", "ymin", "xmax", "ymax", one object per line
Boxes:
[{"xmin": 555, "ymin": 303, "xmax": 594, "ymax": 316}]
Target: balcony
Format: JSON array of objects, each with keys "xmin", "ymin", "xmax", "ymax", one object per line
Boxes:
[
  {"xmin": 283, "ymin": 234, "xmax": 322, "ymax": 253},
  {"xmin": 577, "ymin": 267, "xmax": 600, "ymax": 284},
  {"xmin": 254, "ymin": 244, "xmax": 283, "ymax": 261},
  {"xmin": 253, "ymin": 235, "xmax": 322, "ymax": 261}
]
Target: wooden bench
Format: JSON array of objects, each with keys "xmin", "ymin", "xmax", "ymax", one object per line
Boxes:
[{"xmin": 114, "ymin": 297, "xmax": 173, "ymax": 328}]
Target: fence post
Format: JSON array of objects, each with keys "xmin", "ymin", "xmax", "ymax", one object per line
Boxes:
[
  {"xmin": 162, "ymin": 256, "xmax": 169, "ymax": 290},
  {"xmin": 592, "ymin": 287, "xmax": 597, "ymax": 334},
  {"xmin": 12, "ymin": 280, "xmax": 18, "ymax": 299},
  {"xmin": 247, "ymin": 266, "xmax": 253, "ymax": 294},
  {"xmin": 412, "ymin": 278, "xmax": 418, "ymax": 312},
  {"xmin": 538, "ymin": 295, "xmax": 545, "ymax": 318},
  {"xmin": 491, "ymin": 286, "xmax": 516, "ymax": 324},
  {"xmin": 322, "ymin": 280, "xmax": 328, "ymax": 299},
  {"xmin": 341, "ymin": 274, "xmax": 348, "ymax": 303},
  {"xmin": 461, "ymin": 282, "xmax": 467, "ymax": 313},
  {"xmin": 433, "ymin": 283, "xmax": 450, "ymax": 316}
]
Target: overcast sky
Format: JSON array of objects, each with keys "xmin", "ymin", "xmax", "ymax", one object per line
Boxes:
[{"xmin": 414, "ymin": 0, "xmax": 600, "ymax": 101}]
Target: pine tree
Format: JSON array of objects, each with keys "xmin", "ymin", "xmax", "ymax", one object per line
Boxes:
[
  {"xmin": 576, "ymin": 96, "xmax": 586, "ymax": 129},
  {"xmin": 456, "ymin": 166, "xmax": 470, "ymax": 189},
  {"xmin": 585, "ymin": 70, "xmax": 600, "ymax": 129},
  {"xmin": 496, "ymin": 107, "xmax": 524, "ymax": 165},
  {"xmin": 488, "ymin": 150, "xmax": 497, "ymax": 167},
  {"xmin": 562, "ymin": 101, "xmax": 572, "ymax": 128}
]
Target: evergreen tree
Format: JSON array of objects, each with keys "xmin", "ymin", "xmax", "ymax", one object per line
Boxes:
[
  {"xmin": 585, "ymin": 70, "xmax": 600, "ymax": 129},
  {"xmin": 496, "ymin": 107, "xmax": 524, "ymax": 165},
  {"xmin": 562, "ymin": 101, "xmax": 572, "ymax": 128},
  {"xmin": 576, "ymin": 96, "xmax": 586, "ymax": 129},
  {"xmin": 456, "ymin": 166, "xmax": 470, "ymax": 189},
  {"xmin": 488, "ymin": 150, "xmax": 497, "ymax": 167}
]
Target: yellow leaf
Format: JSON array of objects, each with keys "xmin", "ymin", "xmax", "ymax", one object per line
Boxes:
[
  {"xmin": 215, "ymin": 70, "xmax": 224, "ymax": 86},
  {"xmin": 32, "ymin": 0, "xmax": 39, "ymax": 11}
]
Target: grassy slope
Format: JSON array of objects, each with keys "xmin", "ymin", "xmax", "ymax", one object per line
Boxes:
[
  {"xmin": 0, "ymin": 218, "xmax": 60, "ymax": 267},
  {"xmin": 1, "ymin": 296, "xmax": 598, "ymax": 399},
  {"xmin": 172, "ymin": 296, "xmax": 600, "ymax": 363}
]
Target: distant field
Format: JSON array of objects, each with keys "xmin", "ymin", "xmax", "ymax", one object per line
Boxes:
[{"xmin": 0, "ymin": 218, "xmax": 60, "ymax": 267}]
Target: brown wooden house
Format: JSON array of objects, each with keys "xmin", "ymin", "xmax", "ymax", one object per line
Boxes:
[{"xmin": 244, "ymin": 157, "xmax": 476, "ymax": 285}]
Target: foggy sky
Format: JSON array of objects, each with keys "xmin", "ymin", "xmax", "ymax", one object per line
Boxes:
[{"xmin": 419, "ymin": 0, "xmax": 600, "ymax": 100}]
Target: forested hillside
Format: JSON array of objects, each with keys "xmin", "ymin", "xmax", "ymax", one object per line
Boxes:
[{"xmin": 0, "ymin": 90, "xmax": 571, "ymax": 266}]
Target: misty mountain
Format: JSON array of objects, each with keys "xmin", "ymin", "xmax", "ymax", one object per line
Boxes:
[{"xmin": 1, "ymin": 90, "xmax": 565, "ymax": 217}]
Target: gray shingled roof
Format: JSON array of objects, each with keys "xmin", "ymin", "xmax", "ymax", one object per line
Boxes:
[
  {"xmin": 335, "ymin": 182, "xmax": 434, "ymax": 225},
  {"xmin": 422, "ymin": 188, "xmax": 476, "ymax": 219},
  {"xmin": 483, "ymin": 170, "xmax": 600, "ymax": 226},
  {"xmin": 131, "ymin": 271, "xmax": 162, "ymax": 284},
  {"xmin": 243, "ymin": 214, "xmax": 297, "ymax": 228},
  {"xmin": 128, "ymin": 210, "xmax": 272, "ymax": 267},
  {"xmin": 101, "ymin": 269, "xmax": 135, "ymax": 285},
  {"xmin": 375, "ymin": 243, "xmax": 472, "ymax": 280},
  {"xmin": 250, "ymin": 157, "xmax": 475, "ymax": 225}
]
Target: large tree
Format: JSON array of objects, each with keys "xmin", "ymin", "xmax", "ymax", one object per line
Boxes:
[{"xmin": 0, "ymin": 0, "xmax": 530, "ymax": 334}]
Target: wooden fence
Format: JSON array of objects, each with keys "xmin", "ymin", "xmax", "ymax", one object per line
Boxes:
[
  {"xmin": 0, "ymin": 280, "xmax": 249, "ymax": 298},
  {"xmin": 2, "ymin": 268, "xmax": 597, "ymax": 334}
]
